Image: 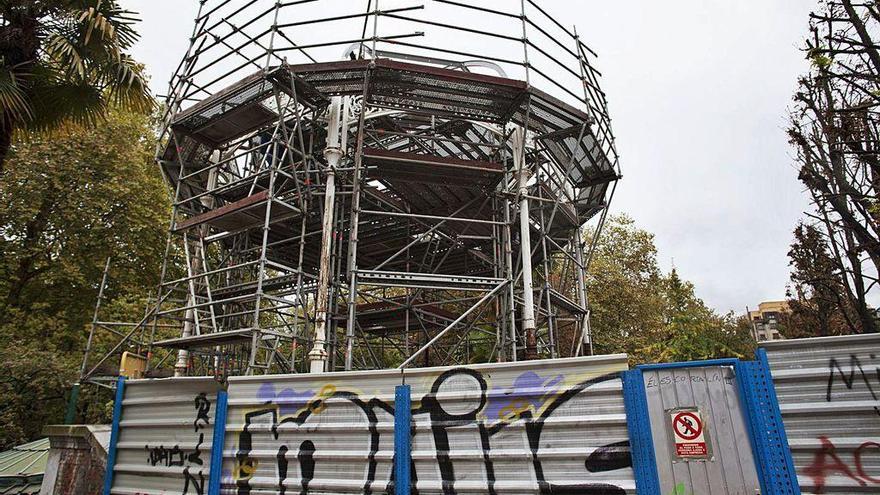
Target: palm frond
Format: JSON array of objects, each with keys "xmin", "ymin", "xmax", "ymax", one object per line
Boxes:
[
  {"xmin": 79, "ymin": 5, "xmax": 117, "ymax": 46},
  {"xmin": 0, "ymin": 61, "xmax": 33, "ymax": 127},
  {"xmin": 67, "ymin": 0, "xmax": 141, "ymax": 49},
  {"xmin": 26, "ymin": 70, "xmax": 106, "ymax": 131},
  {"xmin": 101, "ymin": 55, "xmax": 154, "ymax": 112},
  {"xmin": 0, "ymin": 0, "xmax": 150, "ymax": 140},
  {"xmin": 44, "ymin": 32, "xmax": 87, "ymax": 79}
]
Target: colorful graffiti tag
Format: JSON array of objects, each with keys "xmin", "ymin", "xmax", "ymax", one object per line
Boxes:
[
  {"xmin": 227, "ymin": 367, "xmax": 633, "ymax": 495},
  {"xmin": 802, "ymin": 353, "xmax": 880, "ymax": 493},
  {"xmin": 803, "ymin": 436, "xmax": 879, "ymax": 492}
]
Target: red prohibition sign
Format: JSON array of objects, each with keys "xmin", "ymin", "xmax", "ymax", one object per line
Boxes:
[{"xmin": 673, "ymin": 412, "xmax": 702, "ymax": 440}]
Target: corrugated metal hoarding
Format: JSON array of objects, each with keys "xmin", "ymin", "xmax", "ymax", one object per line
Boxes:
[
  {"xmin": 108, "ymin": 377, "xmax": 223, "ymax": 495},
  {"xmin": 221, "ymin": 354, "xmax": 635, "ymax": 494},
  {"xmin": 763, "ymin": 333, "xmax": 880, "ymax": 494},
  {"xmin": 223, "ymin": 367, "xmax": 401, "ymax": 494}
]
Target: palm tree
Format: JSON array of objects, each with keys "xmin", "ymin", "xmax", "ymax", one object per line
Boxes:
[{"xmin": 0, "ymin": 0, "xmax": 153, "ymax": 170}]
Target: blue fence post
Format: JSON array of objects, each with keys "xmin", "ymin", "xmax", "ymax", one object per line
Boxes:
[
  {"xmin": 734, "ymin": 360, "xmax": 770, "ymax": 495},
  {"xmin": 754, "ymin": 349, "xmax": 801, "ymax": 494},
  {"xmin": 394, "ymin": 384, "xmax": 412, "ymax": 495},
  {"xmin": 621, "ymin": 369, "xmax": 661, "ymax": 495},
  {"xmin": 735, "ymin": 355, "xmax": 801, "ymax": 495},
  {"xmin": 208, "ymin": 390, "xmax": 229, "ymax": 495},
  {"xmin": 101, "ymin": 376, "xmax": 126, "ymax": 495}
]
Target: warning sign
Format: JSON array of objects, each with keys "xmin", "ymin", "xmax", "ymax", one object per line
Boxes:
[{"xmin": 669, "ymin": 408, "xmax": 709, "ymax": 459}]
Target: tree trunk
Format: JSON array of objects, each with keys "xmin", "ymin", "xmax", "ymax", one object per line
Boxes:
[
  {"xmin": 0, "ymin": 125, "xmax": 12, "ymax": 173},
  {"xmin": 842, "ymin": 228, "xmax": 878, "ymax": 333},
  {"xmin": 0, "ymin": 186, "xmax": 55, "ymax": 319},
  {"xmin": 0, "ymin": 9, "xmax": 40, "ymax": 174}
]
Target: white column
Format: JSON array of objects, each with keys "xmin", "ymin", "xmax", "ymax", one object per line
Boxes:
[
  {"xmin": 514, "ymin": 127, "xmax": 537, "ymax": 359},
  {"xmin": 309, "ymin": 97, "xmax": 345, "ymax": 373}
]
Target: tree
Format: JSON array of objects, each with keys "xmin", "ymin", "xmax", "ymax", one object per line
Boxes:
[
  {"xmin": 783, "ymin": 222, "xmax": 860, "ymax": 338},
  {"xmin": 0, "ymin": 0, "xmax": 153, "ymax": 169},
  {"xmin": 788, "ymin": 0, "xmax": 880, "ymax": 334},
  {"xmin": 585, "ymin": 214, "xmax": 665, "ymax": 359},
  {"xmin": 0, "ymin": 107, "xmax": 168, "ymax": 449},
  {"xmin": 649, "ymin": 269, "xmax": 755, "ymax": 363},
  {"xmin": 585, "ymin": 215, "xmax": 755, "ymax": 365}
]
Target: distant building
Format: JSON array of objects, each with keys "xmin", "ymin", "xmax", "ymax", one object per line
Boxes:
[{"xmin": 748, "ymin": 301, "xmax": 789, "ymax": 342}]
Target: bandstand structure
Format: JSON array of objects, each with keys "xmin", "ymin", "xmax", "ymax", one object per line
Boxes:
[{"xmin": 79, "ymin": 0, "xmax": 621, "ymax": 382}]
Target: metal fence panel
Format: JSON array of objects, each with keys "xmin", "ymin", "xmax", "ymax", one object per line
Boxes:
[
  {"xmin": 108, "ymin": 377, "xmax": 222, "ymax": 495},
  {"xmin": 763, "ymin": 334, "xmax": 880, "ymax": 494},
  {"xmin": 641, "ymin": 365, "xmax": 761, "ymax": 495},
  {"xmin": 222, "ymin": 354, "xmax": 635, "ymax": 494},
  {"xmin": 403, "ymin": 355, "xmax": 634, "ymax": 494},
  {"xmin": 223, "ymin": 368, "xmax": 403, "ymax": 495}
]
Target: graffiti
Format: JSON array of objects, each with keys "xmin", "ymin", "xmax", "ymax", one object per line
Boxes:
[
  {"xmin": 143, "ymin": 392, "xmax": 211, "ymax": 495},
  {"xmin": 803, "ymin": 352, "xmax": 880, "ymax": 492},
  {"xmin": 231, "ymin": 368, "xmax": 632, "ymax": 495},
  {"xmin": 184, "ymin": 466, "xmax": 206, "ymax": 495},
  {"xmin": 233, "ymin": 386, "xmax": 390, "ymax": 495},
  {"xmin": 803, "ymin": 436, "xmax": 880, "ymax": 493},
  {"xmin": 147, "ymin": 444, "xmax": 184, "ymax": 467},
  {"xmin": 826, "ymin": 353, "xmax": 880, "ymax": 416},
  {"xmin": 258, "ymin": 382, "xmax": 315, "ymax": 416},
  {"xmin": 483, "ymin": 370, "xmax": 563, "ymax": 422},
  {"xmin": 645, "ymin": 371, "xmax": 733, "ymax": 388},
  {"xmin": 146, "ymin": 436, "xmax": 204, "ymax": 468},
  {"xmin": 186, "ymin": 394, "xmax": 210, "ymax": 495},
  {"xmin": 195, "ymin": 392, "xmax": 212, "ymax": 429},
  {"xmin": 855, "ymin": 442, "xmax": 880, "ymax": 483},
  {"xmin": 148, "ymin": 444, "xmax": 185, "ymax": 467}
]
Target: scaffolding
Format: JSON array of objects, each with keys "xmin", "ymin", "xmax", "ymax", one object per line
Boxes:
[{"xmin": 79, "ymin": 0, "xmax": 620, "ymax": 381}]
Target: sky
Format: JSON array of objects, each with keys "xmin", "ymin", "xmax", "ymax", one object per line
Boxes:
[{"xmin": 122, "ymin": 1, "xmax": 818, "ymax": 314}]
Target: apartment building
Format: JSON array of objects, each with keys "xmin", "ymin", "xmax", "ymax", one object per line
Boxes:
[{"xmin": 748, "ymin": 300, "xmax": 789, "ymax": 341}]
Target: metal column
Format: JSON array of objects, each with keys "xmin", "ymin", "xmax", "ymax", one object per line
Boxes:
[
  {"xmin": 310, "ymin": 96, "xmax": 345, "ymax": 373},
  {"xmin": 514, "ymin": 127, "xmax": 537, "ymax": 359}
]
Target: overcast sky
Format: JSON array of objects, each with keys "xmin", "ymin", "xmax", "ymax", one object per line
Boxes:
[{"xmin": 122, "ymin": 1, "xmax": 818, "ymax": 314}]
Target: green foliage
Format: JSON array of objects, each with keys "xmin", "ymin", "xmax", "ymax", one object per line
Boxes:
[
  {"xmin": 0, "ymin": 312, "xmax": 75, "ymax": 449},
  {"xmin": 783, "ymin": 222, "xmax": 859, "ymax": 337},
  {"xmin": 0, "ymin": 107, "xmax": 169, "ymax": 449},
  {"xmin": 586, "ymin": 214, "xmax": 664, "ymax": 358},
  {"xmin": 586, "ymin": 215, "xmax": 755, "ymax": 365},
  {"xmin": 810, "ymin": 53, "xmax": 832, "ymax": 70},
  {"xmin": 0, "ymin": 1, "xmax": 153, "ymax": 166}
]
